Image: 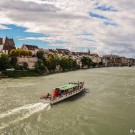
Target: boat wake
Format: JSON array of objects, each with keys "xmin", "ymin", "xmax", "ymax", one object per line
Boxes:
[{"xmin": 0, "ymin": 102, "xmax": 50, "ymax": 130}]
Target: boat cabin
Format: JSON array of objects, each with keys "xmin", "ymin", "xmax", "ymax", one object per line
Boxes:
[{"xmin": 52, "ymin": 83, "xmax": 78, "ymax": 97}]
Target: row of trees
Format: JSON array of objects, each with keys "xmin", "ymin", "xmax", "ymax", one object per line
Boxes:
[
  {"xmin": 81, "ymin": 56, "xmax": 93, "ymax": 68},
  {"xmin": 35, "ymin": 51, "xmax": 104, "ymax": 74},
  {"xmin": 10, "ymin": 49, "xmax": 32, "ymax": 57},
  {"xmin": 35, "ymin": 51, "xmax": 79, "ymax": 73}
]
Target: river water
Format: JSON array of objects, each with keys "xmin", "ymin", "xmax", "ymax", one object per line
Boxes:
[{"xmin": 0, "ymin": 67, "xmax": 135, "ymax": 135}]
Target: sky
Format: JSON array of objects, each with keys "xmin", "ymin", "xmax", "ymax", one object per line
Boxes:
[{"xmin": 0, "ymin": 0, "xmax": 135, "ymax": 58}]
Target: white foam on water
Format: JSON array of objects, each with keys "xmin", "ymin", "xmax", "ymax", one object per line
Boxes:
[
  {"xmin": 0, "ymin": 102, "xmax": 50, "ymax": 130},
  {"xmin": 0, "ymin": 103, "xmax": 41, "ymax": 119},
  {"xmin": 46, "ymin": 105, "xmax": 51, "ymax": 110}
]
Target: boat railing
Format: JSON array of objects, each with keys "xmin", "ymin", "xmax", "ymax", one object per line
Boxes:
[
  {"xmin": 51, "ymin": 87, "xmax": 83, "ymax": 102},
  {"xmin": 45, "ymin": 84, "xmax": 84, "ymax": 101}
]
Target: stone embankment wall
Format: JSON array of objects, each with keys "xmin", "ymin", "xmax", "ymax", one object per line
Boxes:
[{"xmin": 17, "ymin": 57, "xmax": 38, "ymax": 69}]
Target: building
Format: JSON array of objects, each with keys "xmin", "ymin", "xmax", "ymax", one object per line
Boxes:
[
  {"xmin": 121, "ymin": 57, "xmax": 128, "ymax": 66},
  {"xmin": 21, "ymin": 44, "xmax": 39, "ymax": 56},
  {"xmin": 91, "ymin": 57, "xmax": 102, "ymax": 64},
  {"xmin": 103, "ymin": 54, "xmax": 120, "ymax": 66},
  {"xmin": 56, "ymin": 48, "xmax": 70, "ymax": 55},
  {"xmin": 0, "ymin": 37, "xmax": 16, "ymax": 55},
  {"xmin": 75, "ymin": 50, "xmax": 91, "ymax": 57},
  {"xmin": 90, "ymin": 53, "xmax": 98, "ymax": 57}
]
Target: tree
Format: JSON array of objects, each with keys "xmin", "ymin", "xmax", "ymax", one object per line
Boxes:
[
  {"xmin": 87, "ymin": 58, "xmax": 93, "ymax": 68},
  {"xmin": 10, "ymin": 57, "xmax": 17, "ymax": 67},
  {"xmin": 36, "ymin": 51, "xmax": 45, "ymax": 60},
  {"xmin": 81, "ymin": 56, "xmax": 92, "ymax": 68},
  {"xmin": 68, "ymin": 58, "xmax": 77, "ymax": 70},
  {"xmin": 81, "ymin": 56, "xmax": 87, "ymax": 68},
  {"xmin": 0, "ymin": 54, "xmax": 10, "ymax": 71},
  {"xmin": 72, "ymin": 59, "xmax": 78, "ymax": 70},
  {"xmin": 10, "ymin": 49, "xmax": 20, "ymax": 57},
  {"xmin": 60, "ymin": 56, "xmax": 69, "ymax": 71},
  {"xmin": 20, "ymin": 50, "xmax": 26, "ymax": 56},
  {"xmin": 23, "ymin": 62, "xmax": 28, "ymax": 70},
  {"xmin": 45, "ymin": 54, "xmax": 56, "ymax": 73},
  {"xmin": 14, "ymin": 64, "xmax": 20, "ymax": 70},
  {"xmin": 34, "ymin": 59, "xmax": 46, "ymax": 74},
  {"xmin": 10, "ymin": 49, "xmax": 32, "ymax": 57},
  {"xmin": 92, "ymin": 62, "xmax": 97, "ymax": 68},
  {"xmin": 99, "ymin": 61, "xmax": 103, "ymax": 67},
  {"xmin": 54, "ymin": 52, "xmax": 60, "ymax": 66},
  {"xmin": 28, "ymin": 51, "xmax": 32, "ymax": 56}
]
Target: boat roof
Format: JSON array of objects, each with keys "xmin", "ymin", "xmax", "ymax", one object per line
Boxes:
[{"xmin": 57, "ymin": 83, "xmax": 78, "ymax": 91}]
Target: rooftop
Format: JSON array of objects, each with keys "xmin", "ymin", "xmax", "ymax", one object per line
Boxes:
[
  {"xmin": 22, "ymin": 44, "xmax": 39, "ymax": 50},
  {"xmin": 57, "ymin": 83, "xmax": 78, "ymax": 91}
]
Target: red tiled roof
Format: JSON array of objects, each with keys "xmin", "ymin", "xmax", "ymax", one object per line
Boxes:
[{"xmin": 22, "ymin": 44, "xmax": 39, "ymax": 50}]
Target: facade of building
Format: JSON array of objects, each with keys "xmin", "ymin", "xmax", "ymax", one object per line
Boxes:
[
  {"xmin": 121, "ymin": 57, "xmax": 128, "ymax": 66},
  {"xmin": 75, "ymin": 50, "xmax": 91, "ymax": 57},
  {"xmin": 0, "ymin": 37, "xmax": 16, "ymax": 55},
  {"xmin": 21, "ymin": 44, "xmax": 39, "ymax": 56},
  {"xmin": 103, "ymin": 54, "xmax": 121, "ymax": 66},
  {"xmin": 91, "ymin": 57, "xmax": 102, "ymax": 64}
]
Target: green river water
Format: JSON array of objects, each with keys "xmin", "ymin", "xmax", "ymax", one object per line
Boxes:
[{"xmin": 0, "ymin": 67, "xmax": 135, "ymax": 135}]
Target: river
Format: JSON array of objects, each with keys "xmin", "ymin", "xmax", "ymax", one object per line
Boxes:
[{"xmin": 0, "ymin": 67, "xmax": 135, "ymax": 135}]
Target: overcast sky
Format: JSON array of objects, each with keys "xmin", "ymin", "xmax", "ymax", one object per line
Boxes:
[{"xmin": 0, "ymin": 0, "xmax": 135, "ymax": 58}]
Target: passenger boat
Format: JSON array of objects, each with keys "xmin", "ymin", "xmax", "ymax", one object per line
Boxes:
[{"xmin": 40, "ymin": 81, "xmax": 85, "ymax": 104}]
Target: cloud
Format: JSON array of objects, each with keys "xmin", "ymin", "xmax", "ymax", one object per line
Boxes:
[
  {"xmin": 0, "ymin": 24, "xmax": 11, "ymax": 30},
  {"xmin": 0, "ymin": 0, "xmax": 135, "ymax": 57}
]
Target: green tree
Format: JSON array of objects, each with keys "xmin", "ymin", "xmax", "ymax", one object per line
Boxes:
[
  {"xmin": 87, "ymin": 58, "xmax": 93, "ymax": 68},
  {"xmin": 68, "ymin": 58, "xmax": 77, "ymax": 70},
  {"xmin": 72, "ymin": 59, "xmax": 78, "ymax": 70},
  {"xmin": 54, "ymin": 52, "xmax": 60, "ymax": 66},
  {"xmin": 34, "ymin": 59, "xmax": 46, "ymax": 74},
  {"xmin": 81, "ymin": 56, "xmax": 87, "ymax": 68},
  {"xmin": 45, "ymin": 54, "xmax": 56, "ymax": 73},
  {"xmin": 10, "ymin": 49, "xmax": 32, "ymax": 57},
  {"xmin": 0, "ymin": 54, "xmax": 10, "ymax": 71},
  {"xmin": 10, "ymin": 57, "xmax": 18, "ymax": 67},
  {"xmin": 92, "ymin": 62, "xmax": 97, "ymax": 68},
  {"xmin": 28, "ymin": 51, "xmax": 32, "ymax": 56},
  {"xmin": 60, "ymin": 56, "xmax": 69, "ymax": 71},
  {"xmin": 14, "ymin": 64, "xmax": 20, "ymax": 70},
  {"xmin": 36, "ymin": 51, "xmax": 45, "ymax": 60},
  {"xmin": 68, "ymin": 58, "xmax": 72, "ymax": 70},
  {"xmin": 23, "ymin": 62, "xmax": 29, "ymax": 70},
  {"xmin": 81, "ymin": 56, "xmax": 92, "ymax": 68},
  {"xmin": 99, "ymin": 61, "xmax": 103, "ymax": 67},
  {"xmin": 20, "ymin": 50, "xmax": 26, "ymax": 56}
]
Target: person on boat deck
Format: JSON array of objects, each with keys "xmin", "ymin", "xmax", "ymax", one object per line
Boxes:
[
  {"xmin": 52, "ymin": 88, "xmax": 59, "ymax": 98},
  {"xmin": 58, "ymin": 90, "xmax": 62, "ymax": 96},
  {"xmin": 46, "ymin": 93, "xmax": 50, "ymax": 98}
]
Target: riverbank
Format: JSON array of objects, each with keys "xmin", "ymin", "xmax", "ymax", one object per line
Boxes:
[
  {"xmin": 1, "ymin": 70, "xmax": 44, "ymax": 78},
  {"xmin": 1, "ymin": 65, "xmax": 134, "ymax": 78}
]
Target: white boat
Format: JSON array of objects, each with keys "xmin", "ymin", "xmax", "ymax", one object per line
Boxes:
[{"xmin": 40, "ymin": 81, "xmax": 85, "ymax": 104}]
